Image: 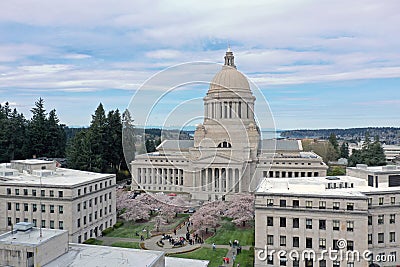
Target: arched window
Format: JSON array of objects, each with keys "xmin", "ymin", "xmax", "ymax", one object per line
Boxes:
[{"xmin": 217, "ymin": 141, "xmax": 232, "ymax": 148}]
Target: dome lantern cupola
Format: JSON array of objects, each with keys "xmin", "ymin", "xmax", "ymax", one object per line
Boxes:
[{"xmin": 224, "ymin": 46, "xmax": 236, "ymax": 68}]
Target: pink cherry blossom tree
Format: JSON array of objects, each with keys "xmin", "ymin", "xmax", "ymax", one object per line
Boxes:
[
  {"xmin": 224, "ymin": 194, "xmax": 254, "ymax": 226},
  {"xmin": 191, "ymin": 200, "xmax": 226, "ymax": 237}
]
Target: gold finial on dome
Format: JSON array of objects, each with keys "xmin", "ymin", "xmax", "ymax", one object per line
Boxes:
[{"xmin": 224, "ymin": 46, "xmax": 236, "ymax": 68}]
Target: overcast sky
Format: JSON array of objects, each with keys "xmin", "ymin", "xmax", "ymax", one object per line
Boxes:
[{"xmin": 1, "ymin": 0, "xmax": 399, "ymax": 130}]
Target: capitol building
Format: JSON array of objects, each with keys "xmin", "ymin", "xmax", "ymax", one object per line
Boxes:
[{"xmin": 131, "ymin": 49, "xmax": 327, "ymax": 201}]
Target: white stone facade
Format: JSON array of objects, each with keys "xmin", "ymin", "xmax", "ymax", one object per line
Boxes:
[
  {"xmin": 0, "ymin": 159, "xmax": 116, "ymax": 243},
  {"xmin": 255, "ymin": 176, "xmax": 400, "ymax": 267},
  {"xmin": 131, "ymin": 50, "xmax": 327, "ymax": 201}
]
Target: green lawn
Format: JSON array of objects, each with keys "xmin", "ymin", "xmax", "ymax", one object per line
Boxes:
[
  {"xmin": 104, "ymin": 221, "xmax": 155, "ymax": 239},
  {"xmin": 170, "ymin": 248, "xmax": 228, "ymax": 267},
  {"xmin": 104, "ymin": 214, "xmax": 190, "ymax": 238},
  {"xmin": 83, "ymin": 238, "xmax": 103, "ymax": 245},
  {"xmin": 205, "ymin": 219, "xmax": 254, "ymax": 246},
  {"xmin": 111, "ymin": 241, "xmax": 141, "ymax": 249},
  {"xmin": 161, "ymin": 213, "xmax": 190, "ymax": 232},
  {"xmin": 233, "ymin": 248, "xmax": 254, "ymax": 267}
]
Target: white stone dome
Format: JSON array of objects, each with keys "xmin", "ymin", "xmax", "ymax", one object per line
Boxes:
[{"xmin": 209, "ymin": 66, "xmax": 250, "ymax": 92}]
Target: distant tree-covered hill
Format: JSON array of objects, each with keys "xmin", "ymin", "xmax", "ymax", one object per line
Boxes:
[{"xmin": 281, "ymin": 127, "xmax": 400, "ymax": 144}]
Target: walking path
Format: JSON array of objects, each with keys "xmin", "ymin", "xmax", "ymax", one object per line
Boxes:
[{"xmin": 97, "ymin": 217, "xmax": 252, "ymax": 265}]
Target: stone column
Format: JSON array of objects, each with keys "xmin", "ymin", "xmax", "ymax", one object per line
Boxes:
[{"xmin": 219, "ymin": 168, "xmax": 223, "ymax": 192}]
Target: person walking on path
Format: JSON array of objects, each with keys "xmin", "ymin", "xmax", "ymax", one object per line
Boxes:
[{"xmin": 212, "ymin": 243, "xmax": 216, "ymax": 250}]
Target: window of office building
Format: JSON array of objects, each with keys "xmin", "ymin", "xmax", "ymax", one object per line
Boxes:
[
  {"xmin": 280, "ymin": 199, "xmax": 286, "ymax": 207},
  {"xmin": 347, "ymin": 240, "xmax": 354, "ymax": 251},
  {"xmin": 306, "ymin": 201, "xmax": 313, "ymax": 208},
  {"xmin": 378, "ymin": 215, "xmax": 384, "ymax": 224},
  {"xmin": 379, "ymin": 197, "xmax": 384, "ymax": 205},
  {"xmin": 306, "ymin": 238, "xmax": 312, "ymax": 248},
  {"xmin": 306, "ymin": 218, "xmax": 312, "ymax": 229},
  {"xmin": 293, "ymin": 236, "xmax": 299, "ymax": 247},
  {"xmin": 333, "ymin": 220, "xmax": 340, "ymax": 231},
  {"xmin": 319, "ymin": 220, "xmax": 326, "ymax": 230},
  {"xmin": 390, "ymin": 232, "xmax": 395, "ymax": 242},
  {"xmin": 280, "ymin": 235, "xmax": 286, "ymax": 246},
  {"xmin": 267, "ymin": 199, "xmax": 273, "ymax": 206},
  {"xmin": 390, "ymin": 214, "xmax": 395, "ymax": 224},
  {"xmin": 368, "ymin": 234, "xmax": 372, "ymax": 244},
  {"xmin": 347, "ymin": 221, "xmax": 354, "ymax": 232},
  {"xmin": 267, "ymin": 235, "xmax": 274, "ymax": 245},
  {"xmin": 319, "ymin": 201, "xmax": 326, "ymax": 209},
  {"xmin": 347, "ymin": 203, "xmax": 354, "ymax": 210},
  {"xmin": 267, "ymin": 217, "xmax": 273, "ymax": 226},
  {"xmin": 280, "ymin": 255, "xmax": 287, "ymax": 266},
  {"xmin": 293, "ymin": 200, "xmax": 299, "ymax": 208},
  {"xmin": 333, "ymin": 202, "xmax": 340, "ymax": 210},
  {"xmin": 378, "ymin": 233, "xmax": 384, "ymax": 243},
  {"xmin": 280, "ymin": 217, "xmax": 286, "ymax": 227},
  {"xmin": 319, "ymin": 238, "xmax": 326, "ymax": 249},
  {"xmin": 59, "ymin": 221, "xmax": 64, "ymax": 229},
  {"xmin": 293, "ymin": 218, "xmax": 299, "ymax": 228}
]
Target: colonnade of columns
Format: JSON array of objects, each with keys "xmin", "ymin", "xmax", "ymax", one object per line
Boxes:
[
  {"xmin": 204, "ymin": 101, "xmax": 254, "ymax": 120},
  {"xmin": 137, "ymin": 167, "xmax": 184, "ymax": 186},
  {"xmin": 199, "ymin": 167, "xmax": 241, "ymax": 193},
  {"xmin": 264, "ymin": 170, "xmax": 320, "ymax": 178}
]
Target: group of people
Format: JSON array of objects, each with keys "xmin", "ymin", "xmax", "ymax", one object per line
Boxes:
[{"xmin": 159, "ymin": 219, "xmax": 205, "ymax": 247}]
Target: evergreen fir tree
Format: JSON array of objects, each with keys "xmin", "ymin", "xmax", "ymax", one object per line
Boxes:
[{"xmin": 340, "ymin": 142, "xmax": 349, "ymax": 158}]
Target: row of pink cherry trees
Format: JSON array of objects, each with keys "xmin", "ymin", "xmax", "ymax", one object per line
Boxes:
[
  {"xmin": 116, "ymin": 190, "xmax": 190, "ymax": 231},
  {"xmin": 190, "ymin": 194, "xmax": 254, "ymax": 237},
  {"xmin": 117, "ymin": 190, "xmax": 254, "ymax": 235}
]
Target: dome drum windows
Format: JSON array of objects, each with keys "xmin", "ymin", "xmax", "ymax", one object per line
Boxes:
[{"xmin": 218, "ymin": 141, "xmax": 232, "ymax": 148}]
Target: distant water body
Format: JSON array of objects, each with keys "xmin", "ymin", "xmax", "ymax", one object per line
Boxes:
[{"xmin": 176, "ymin": 128, "xmax": 283, "ymax": 139}]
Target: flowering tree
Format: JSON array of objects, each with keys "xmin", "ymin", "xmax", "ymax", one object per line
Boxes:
[
  {"xmin": 116, "ymin": 190, "xmax": 153, "ymax": 221},
  {"xmin": 116, "ymin": 189, "xmax": 190, "ymax": 223},
  {"xmin": 154, "ymin": 193, "xmax": 189, "ymax": 223},
  {"xmin": 224, "ymin": 194, "xmax": 254, "ymax": 226},
  {"xmin": 191, "ymin": 200, "xmax": 226, "ymax": 236}
]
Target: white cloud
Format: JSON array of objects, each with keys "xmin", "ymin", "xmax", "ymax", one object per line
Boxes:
[{"xmin": 63, "ymin": 53, "xmax": 92, "ymax": 60}]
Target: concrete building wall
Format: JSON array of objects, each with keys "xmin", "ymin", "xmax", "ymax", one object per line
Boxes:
[
  {"xmin": 0, "ymin": 173, "xmax": 116, "ymax": 243},
  {"xmin": 255, "ymin": 193, "xmax": 368, "ymax": 267}
]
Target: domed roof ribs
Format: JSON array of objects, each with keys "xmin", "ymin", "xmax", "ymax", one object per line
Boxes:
[{"xmin": 224, "ymin": 47, "xmax": 236, "ymax": 69}]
